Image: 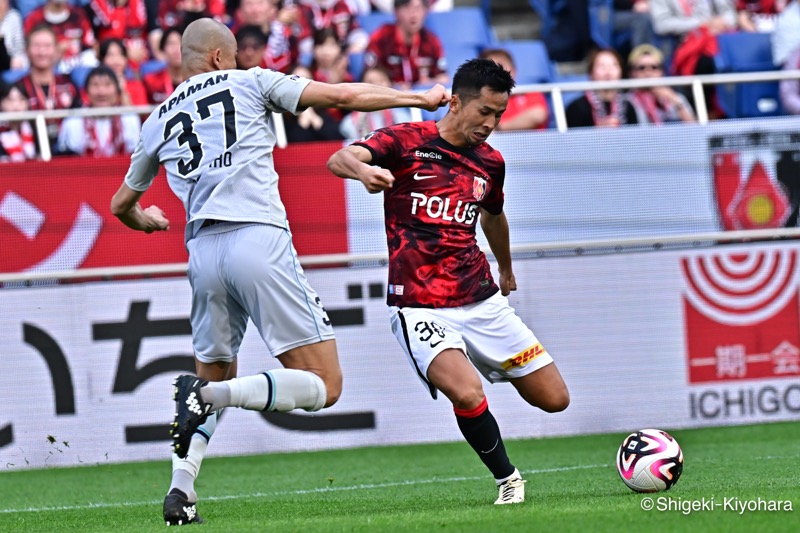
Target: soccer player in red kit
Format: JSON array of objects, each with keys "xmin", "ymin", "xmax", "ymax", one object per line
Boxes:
[{"xmin": 327, "ymin": 58, "xmax": 570, "ymax": 505}]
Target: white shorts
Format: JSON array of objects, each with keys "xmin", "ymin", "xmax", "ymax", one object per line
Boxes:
[
  {"xmin": 187, "ymin": 222, "xmax": 334, "ymax": 363},
  {"xmin": 389, "ymin": 292, "xmax": 554, "ymax": 398}
]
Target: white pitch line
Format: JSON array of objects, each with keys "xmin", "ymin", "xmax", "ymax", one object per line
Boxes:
[{"xmin": 0, "ymin": 463, "xmax": 610, "ymax": 515}]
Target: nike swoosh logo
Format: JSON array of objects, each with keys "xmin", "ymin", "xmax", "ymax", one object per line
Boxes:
[
  {"xmin": 480, "ymin": 439, "xmax": 499, "ymax": 454},
  {"xmin": 413, "ymin": 172, "xmax": 437, "ymax": 180}
]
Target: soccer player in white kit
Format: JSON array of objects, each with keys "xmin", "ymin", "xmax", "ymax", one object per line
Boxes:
[{"xmin": 110, "ymin": 18, "xmax": 448, "ymax": 526}]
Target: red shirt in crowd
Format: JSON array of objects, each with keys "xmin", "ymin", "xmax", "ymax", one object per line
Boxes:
[
  {"xmin": 87, "ymin": 0, "xmax": 147, "ymax": 41},
  {"xmin": 501, "ymin": 93, "xmax": 549, "ymax": 130},
  {"xmin": 24, "ymin": 6, "xmax": 96, "ymax": 63},
  {"xmin": 364, "ymin": 24, "xmax": 446, "ymax": 86},
  {"xmin": 296, "ymin": 0, "xmax": 360, "ymax": 46},
  {"xmin": 143, "ymin": 69, "xmax": 178, "ymax": 104}
]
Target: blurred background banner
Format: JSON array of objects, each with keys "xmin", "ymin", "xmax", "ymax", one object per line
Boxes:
[
  {"xmin": 2, "ymin": 240, "xmax": 798, "ymax": 470},
  {"xmin": 3, "ymin": 119, "xmax": 800, "ymax": 274}
]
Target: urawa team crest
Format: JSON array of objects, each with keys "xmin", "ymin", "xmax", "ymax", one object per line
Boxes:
[{"xmin": 709, "ymin": 131, "xmax": 800, "ymax": 230}]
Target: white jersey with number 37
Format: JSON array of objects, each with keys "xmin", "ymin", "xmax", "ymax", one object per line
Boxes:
[{"xmin": 123, "ymin": 68, "xmax": 311, "ymax": 242}]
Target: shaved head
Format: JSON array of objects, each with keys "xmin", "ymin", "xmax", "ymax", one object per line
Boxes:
[{"xmin": 181, "ymin": 18, "xmax": 238, "ymax": 77}]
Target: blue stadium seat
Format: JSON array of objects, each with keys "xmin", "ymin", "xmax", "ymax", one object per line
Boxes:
[
  {"xmin": 139, "ymin": 60, "xmax": 166, "ymax": 76},
  {"xmin": 443, "ymin": 43, "xmax": 480, "ymax": 76},
  {"xmin": 2, "ymin": 69, "xmax": 28, "ymax": 84},
  {"xmin": 70, "ymin": 65, "xmax": 93, "ymax": 89},
  {"xmin": 714, "ymin": 32, "xmax": 780, "ymax": 118},
  {"xmin": 496, "ymin": 40, "xmax": 555, "ymax": 84},
  {"xmin": 425, "ymin": 7, "xmax": 493, "ymax": 49},
  {"xmin": 357, "ymin": 11, "xmax": 395, "ymax": 37},
  {"xmin": 715, "ymin": 31, "xmax": 774, "ymax": 73},
  {"xmin": 348, "ymin": 51, "xmax": 365, "ymax": 81}
]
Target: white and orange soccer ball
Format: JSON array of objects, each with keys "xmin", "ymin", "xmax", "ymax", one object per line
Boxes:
[{"xmin": 616, "ymin": 429, "xmax": 683, "ymax": 493}]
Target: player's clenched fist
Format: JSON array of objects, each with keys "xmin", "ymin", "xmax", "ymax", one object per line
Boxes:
[
  {"xmin": 358, "ymin": 167, "xmax": 395, "ymax": 193},
  {"xmin": 143, "ymin": 205, "xmax": 170, "ymax": 233},
  {"xmin": 422, "ymin": 84, "xmax": 450, "ymax": 111}
]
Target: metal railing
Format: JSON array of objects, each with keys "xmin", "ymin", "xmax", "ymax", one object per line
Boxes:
[
  {"xmin": 0, "ymin": 69, "xmax": 798, "ymax": 159},
  {"xmin": 2, "ymin": 227, "xmax": 800, "ymax": 284}
]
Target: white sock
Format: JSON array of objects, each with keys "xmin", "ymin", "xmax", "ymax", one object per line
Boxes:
[
  {"xmin": 169, "ymin": 411, "xmax": 217, "ymax": 501},
  {"xmin": 495, "ymin": 468, "xmax": 522, "ymax": 485},
  {"xmin": 204, "ymin": 370, "xmax": 326, "ymax": 412}
]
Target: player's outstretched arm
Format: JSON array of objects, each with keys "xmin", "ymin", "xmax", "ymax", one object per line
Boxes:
[
  {"xmin": 110, "ymin": 183, "xmax": 170, "ymax": 233},
  {"xmin": 327, "ymin": 145, "xmax": 395, "ymax": 194},
  {"xmin": 300, "ymin": 80, "xmax": 449, "ymax": 112},
  {"xmin": 480, "ymin": 209, "xmax": 516, "ymax": 295}
]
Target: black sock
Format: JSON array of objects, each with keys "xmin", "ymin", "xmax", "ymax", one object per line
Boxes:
[{"xmin": 454, "ymin": 398, "xmax": 514, "ymax": 481}]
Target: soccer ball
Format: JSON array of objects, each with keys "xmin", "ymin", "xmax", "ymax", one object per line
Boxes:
[{"xmin": 616, "ymin": 429, "xmax": 683, "ymax": 493}]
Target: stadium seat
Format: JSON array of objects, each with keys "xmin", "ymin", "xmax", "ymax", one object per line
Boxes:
[
  {"xmin": 426, "ymin": 7, "xmax": 493, "ymax": 49},
  {"xmin": 139, "ymin": 60, "xmax": 167, "ymax": 76},
  {"xmin": 443, "ymin": 43, "xmax": 480, "ymax": 76},
  {"xmin": 70, "ymin": 65, "xmax": 93, "ymax": 89},
  {"xmin": 714, "ymin": 32, "xmax": 780, "ymax": 118},
  {"xmin": 348, "ymin": 51, "xmax": 365, "ymax": 81},
  {"xmin": 357, "ymin": 11, "xmax": 395, "ymax": 37},
  {"xmin": 2, "ymin": 69, "xmax": 28, "ymax": 84},
  {"xmin": 496, "ymin": 40, "xmax": 556, "ymax": 84},
  {"xmin": 715, "ymin": 31, "xmax": 775, "ymax": 73}
]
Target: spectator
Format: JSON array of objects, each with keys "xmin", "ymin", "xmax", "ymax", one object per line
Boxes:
[
  {"xmin": 613, "ymin": 0, "xmax": 657, "ymax": 55},
  {"xmin": 235, "ymin": 25, "xmax": 268, "ymax": 70},
  {"xmin": 24, "ymin": 0, "xmax": 97, "ymax": 73},
  {"xmin": 157, "ymin": 0, "xmax": 226, "ymax": 30},
  {"xmin": 0, "ymin": 82, "xmax": 36, "ymax": 162},
  {"xmin": 18, "ymin": 26, "xmax": 82, "ymax": 148},
  {"xmin": 339, "ymin": 65, "xmax": 411, "ymax": 139},
  {"xmin": 363, "ymin": 0, "xmax": 447, "ymax": 89},
  {"xmin": 232, "ymin": 0, "xmax": 299, "ymax": 72},
  {"xmin": 779, "ymin": 46, "xmax": 800, "ymax": 113},
  {"xmin": 143, "ymin": 26, "xmax": 182, "ymax": 104},
  {"xmin": 311, "ymin": 27, "xmax": 352, "ymax": 84},
  {"xmin": 98, "ymin": 38, "xmax": 148, "ymax": 106},
  {"xmin": 736, "ymin": 0, "xmax": 785, "ymax": 32},
  {"xmin": 479, "ymin": 47, "xmax": 549, "ymax": 131},
  {"xmin": 57, "ymin": 65, "xmax": 140, "ymax": 156},
  {"xmin": 86, "ymin": 0, "xmax": 149, "ymax": 66},
  {"xmin": 283, "ymin": 64, "xmax": 345, "ymax": 142},
  {"xmin": 370, "ymin": 0, "xmax": 453, "ymax": 12},
  {"xmin": 566, "ymin": 48, "xmax": 639, "ymax": 128},
  {"xmin": 627, "ymin": 44, "xmax": 696, "ymax": 123},
  {"xmin": 295, "ymin": 0, "xmax": 368, "ymax": 62},
  {"xmin": 772, "ymin": 0, "xmax": 800, "ymax": 66},
  {"xmin": 0, "ymin": 0, "xmax": 27, "ymax": 70}
]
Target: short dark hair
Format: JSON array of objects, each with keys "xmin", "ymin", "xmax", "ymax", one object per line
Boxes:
[
  {"xmin": 394, "ymin": 0, "xmax": 428, "ymax": 8},
  {"xmin": 85, "ymin": 65, "xmax": 120, "ymax": 94},
  {"xmin": 236, "ymin": 25, "xmax": 268, "ymax": 47},
  {"xmin": 160, "ymin": 27, "xmax": 182, "ymax": 52},
  {"xmin": 99, "ymin": 38, "xmax": 128, "ymax": 63},
  {"xmin": 452, "ymin": 58, "xmax": 515, "ymax": 104},
  {"xmin": 0, "ymin": 81, "xmax": 25, "ymax": 101}
]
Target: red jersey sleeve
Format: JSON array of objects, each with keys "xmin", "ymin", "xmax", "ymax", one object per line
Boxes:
[{"xmin": 352, "ymin": 127, "xmax": 402, "ymax": 168}]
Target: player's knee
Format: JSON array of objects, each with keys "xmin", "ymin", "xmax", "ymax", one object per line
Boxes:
[
  {"xmin": 539, "ymin": 388, "xmax": 570, "ymax": 413},
  {"xmin": 449, "ymin": 389, "xmax": 485, "ymax": 411},
  {"xmin": 322, "ymin": 370, "xmax": 343, "ymax": 408}
]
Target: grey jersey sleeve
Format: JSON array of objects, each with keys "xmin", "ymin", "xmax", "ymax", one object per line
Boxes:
[
  {"xmin": 124, "ymin": 137, "xmax": 161, "ymax": 192},
  {"xmin": 253, "ymin": 68, "xmax": 312, "ymax": 115}
]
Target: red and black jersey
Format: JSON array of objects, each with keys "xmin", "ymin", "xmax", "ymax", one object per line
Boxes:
[
  {"xmin": 19, "ymin": 74, "xmax": 81, "ymax": 111},
  {"xmin": 87, "ymin": 0, "xmax": 147, "ymax": 42},
  {"xmin": 353, "ymin": 121, "xmax": 505, "ymax": 309},
  {"xmin": 296, "ymin": 0, "xmax": 359, "ymax": 47},
  {"xmin": 157, "ymin": 0, "xmax": 226, "ymax": 29},
  {"xmin": 143, "ymin": 69, "xmax": 178, "ymax": 104},
  {"xmin": 363, "ymin": 24, "xmax": 445, "ymax": 86},
  {"xmin": 24, "ymin": 7, "xmax": 96, "ymax": 61}
]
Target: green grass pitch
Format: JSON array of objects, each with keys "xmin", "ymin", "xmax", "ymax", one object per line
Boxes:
[{"xmin": 0, "ymin": 421, "xmax": 797, "ymax": 532}]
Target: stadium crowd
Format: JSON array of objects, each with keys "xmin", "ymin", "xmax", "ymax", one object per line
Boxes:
[{"xmin": 0, "ymin": 0, "xmax": 798, "ymax": 161}]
